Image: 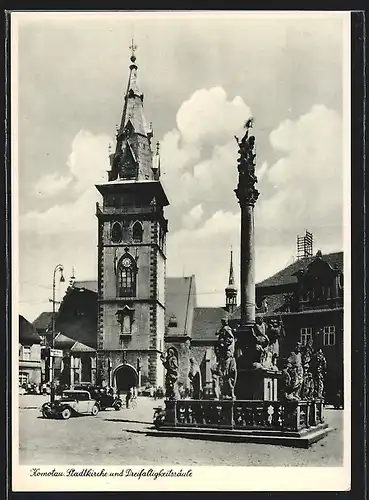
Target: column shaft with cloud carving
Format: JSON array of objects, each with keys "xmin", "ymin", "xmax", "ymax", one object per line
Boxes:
[{"xmin": 234, "ymin": 119, "xmax": 259, "ymax": 328}]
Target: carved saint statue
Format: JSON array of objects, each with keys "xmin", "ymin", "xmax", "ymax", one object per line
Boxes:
[
  {"xmin": 312, "ymin": 349, "xmax": 327, "ymax": 400},
  {"xmin": 235, "ymin": 118, "xmax": 258, "ymax": 182},
  {"xmin": 251, "ymin": 316, "xmax": 285, "ymax": 370},
  {"xmin": 301, "ymin": 338, "xmax": 315, "ymax": 399},
  {"xmin": 282, "ymin": 342, "xmax": 304, "ymax": 401},
  {"xmin": 161, "ymin": 347, "xmax": 180, "ymax": 401},
  {"xmin": 188, "ymin": 357, "xmax": 202, "ymax": 400},
  {"xmin": 213, "ymin": 318, "xmax": 237, "ymax": 400}
]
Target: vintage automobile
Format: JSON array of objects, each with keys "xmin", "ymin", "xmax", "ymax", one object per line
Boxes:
[
  {"xmin": 41, "ymin": 390, "xmax": 99, "ymax": 419},
  {"xmin": 73, "ymin": 384, "xmax": 123, "ymax": 411}
]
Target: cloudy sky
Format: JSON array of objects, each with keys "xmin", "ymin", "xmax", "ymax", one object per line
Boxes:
[{"xmin": 13, "ymin": 12, "xmax": 349, "ymax": 322}]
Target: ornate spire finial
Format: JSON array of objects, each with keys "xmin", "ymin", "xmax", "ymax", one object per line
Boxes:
[
  {"xmin": 129, "ymin": 38, "xmax": 137, "ymax": 63},
  {"xmin": 229, "ymin": 249, "xmax": 235, "ymax": 286}
]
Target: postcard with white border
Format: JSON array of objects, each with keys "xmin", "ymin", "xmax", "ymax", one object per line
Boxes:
[{"xmin": 11, "ymin": 10, "xmax": 352, "ymax": 492}]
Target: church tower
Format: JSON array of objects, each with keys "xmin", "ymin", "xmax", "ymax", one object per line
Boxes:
[
  {"xmin": 225, "ymin": 250, "xmax": 237, "ymax": 314},
  {"xmin": 95, "ymin": 42, "xmax": 169, "ymax": 391}
]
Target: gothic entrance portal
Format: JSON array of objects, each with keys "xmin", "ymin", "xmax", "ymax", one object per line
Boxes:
[{"xmin": 114, "ymin": 364, "xmax": 138, "ymax": 394}]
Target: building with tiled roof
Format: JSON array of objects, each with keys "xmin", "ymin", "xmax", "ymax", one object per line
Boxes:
[
  {"xmin": 19, "ymin": 315, "xmax": 42, "ymax": 387},
  {"xmin": 256, "ymin": 251, "xmax": 343, "ymax": 290}
]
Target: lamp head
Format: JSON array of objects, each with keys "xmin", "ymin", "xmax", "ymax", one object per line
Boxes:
[{"xmin": 60, "ymin": 272, "xmax": 65, "ymax": 283}]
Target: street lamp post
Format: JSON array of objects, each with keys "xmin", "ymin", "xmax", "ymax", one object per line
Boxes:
[{"xmin": 50, "ymin": 264, "xmax": 65, "ymax": 403}]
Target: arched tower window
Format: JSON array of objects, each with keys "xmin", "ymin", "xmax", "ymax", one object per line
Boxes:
[
  {"xmin": 111, "ymin": 221, "xmax": 122, "ymax": 243},
  {"xmin": 132, "ymin": 221, "xmax": 143, "ymax": 243},
  {"xmin": 117, "ymin": 252, "xmax": 137, "ymax": 297}
]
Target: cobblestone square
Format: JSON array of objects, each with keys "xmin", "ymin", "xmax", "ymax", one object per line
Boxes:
[{"xmin": 19, "ymin": 396, "xmax": 344, "ymax": 467}]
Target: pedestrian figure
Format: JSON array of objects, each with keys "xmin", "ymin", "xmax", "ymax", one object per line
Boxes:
[{"xmin": 126, "ymin": 386, "xmax": 133, "ymax": 408}]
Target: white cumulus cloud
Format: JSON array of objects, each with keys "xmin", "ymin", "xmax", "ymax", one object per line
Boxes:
[
  {"xmin": 21, "ymin": 129, "xmax": 112, "ymax": 235},
  {"xmin": 182, "ymin": 203, "xmax": 204, "ymax": 229},
  {"xmin": 161, "ymin": 86, "xmax": 252, "ymax": 207},
  {"xmin": 257, "ymin": 104, "xmax": 342, "ymax": 238},
  {"xmin": 33, "ymin": 172, "xmax": 72, "ymax": 198}
]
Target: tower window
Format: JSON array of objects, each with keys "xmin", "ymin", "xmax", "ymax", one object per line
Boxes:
[
  {"xmin": 117, "ymin": 254, "xmax": 137, "ymax": 297},
  {"xmin": 111, "ymin": 222, "xmax": 122, "ymax": 243},
  {"xmin": 132, "ymin": 221, "xmax": 143, "ymax": 243}
]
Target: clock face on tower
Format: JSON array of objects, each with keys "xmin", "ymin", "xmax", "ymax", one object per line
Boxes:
[{"xmin": 122, "ymin": 257, "xmax": 131, "ymax": 268}]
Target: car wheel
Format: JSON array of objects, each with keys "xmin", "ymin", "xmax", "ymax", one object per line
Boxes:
[
  {"xmin": 61, "ymin": 408, "xmax": 72, "ymax": 420},
  {"xmin": 91, "ymin": 405, "xmax": 99, "ymax": 416},
  {"xmin": 114, "ymin": 401, "xmax": 122, "ymax": 411}
]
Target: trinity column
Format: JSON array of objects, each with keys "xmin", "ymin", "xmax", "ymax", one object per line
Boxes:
[{"xmin": 234, "ymin": 119, "xmax": 279, "ymax": 400}]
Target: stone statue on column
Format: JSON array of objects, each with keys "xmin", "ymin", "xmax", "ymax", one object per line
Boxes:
[
  {"xmin": 312, "ymin": 348, "xmax": 327, "ymax": 400},
  {"xmin": 161, "ymin": 347, "xmax": 180, "ymax": 400},
  {"xmin": 212, "ymin": 318, "xmax": 237, "ymax": 400},
  {"xmin": 301, "ymin": 338, "xmax": 315, "ymax": 400},
  {"xmin": 250, "ymin": 316, "xmax": 285, "ymax": 371},
  {"xmin": 282, "ymin": 342, "xmax": 304, "ymax": 401}
]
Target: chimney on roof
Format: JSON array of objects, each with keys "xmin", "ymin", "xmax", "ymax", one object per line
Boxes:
[{"xmin": 296, "ymin": 230, "xmax": 313, "ymax": 260}]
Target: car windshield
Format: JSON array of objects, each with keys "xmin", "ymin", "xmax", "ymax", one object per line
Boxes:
[{"xmin": 61, "ymin": 391, "xmax": 89, "ymax": 401}]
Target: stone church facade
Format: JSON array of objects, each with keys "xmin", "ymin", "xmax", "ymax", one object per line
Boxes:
[{"xmin": 94, "ymin": 46, "xmax": 169, "ymax": 391}]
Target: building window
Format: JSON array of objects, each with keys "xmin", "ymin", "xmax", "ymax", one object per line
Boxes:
[
  {"xmin": 323, "ymin": 326, "xmax": 336, "ymax": 346},
  {"xmin": 22, "ymin": 346, "xmax": 31, "ymax": 360},
  {"xmin": 132, "ymin": 221, "xmax": 143, "ymax": 243},
  {"xmin": 300, "ymin": 327, "xmax": 313, "ymax": 347},
  {"xmin": 117, "ymin": 254, "xmax": 137, "ymax": 297},
  {"xmin": 19, "ymin": 372, "xmax": 29, "ymax": 386},
  {"xmin": 111, "ymin": 222, "xmax": 122, "ymax": 243}
]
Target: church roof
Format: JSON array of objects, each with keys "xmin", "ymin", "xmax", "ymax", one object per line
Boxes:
[
  {"xmin": 19, "ymin": 315, "xmax": 42, "ymax": 345},
  {"xmin": 191, "ymin": 307, "xmax": 225, "ymax": 341},
  {"xmin": 256, "ymin": 251, "xmax": 343, "ymax": 288},
  {"xmin": 165, "ymin": 276, "xmax": 197, "ymax": 337},
  {"xmin": 73, "ymin": 281, "xmax": 98, "ymax": 293},
  {"xmin": 55, "ymin": 285, "xmax": 98, "ymax": 349},
  {"xmin": 32, "ymin": 311, "xmax": 53, "ymax": 331},
  {"xmin": 70, "ymin": 341, "xmax": 96, "ymax": 353},
  {"xmin": 54, "ymin": 333, "xmax": 76, "ymax": 348}
]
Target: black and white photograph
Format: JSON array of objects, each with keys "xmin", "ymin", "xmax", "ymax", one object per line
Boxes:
[{"xmin": 11, "ymin": 11, "xmax": 351, "ymax": 491}]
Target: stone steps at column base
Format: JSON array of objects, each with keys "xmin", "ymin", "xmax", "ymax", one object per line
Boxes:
[{"xmin": 147, "ymin": 423, "xmax": 332, "ymax": 448}]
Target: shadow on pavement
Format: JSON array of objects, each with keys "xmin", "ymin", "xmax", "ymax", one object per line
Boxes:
[
  {"xmin": 121, "ymin": 428, "xmax": 156, "ymax": 435},
  {"xmin": 103, "ymin": 418, "xmax": 152, "ymax": 425}
]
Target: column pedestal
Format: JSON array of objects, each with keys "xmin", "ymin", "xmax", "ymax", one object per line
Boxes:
[{"xmin": 235, "ymin": 368, "xmax": 280, "ymax": 401}]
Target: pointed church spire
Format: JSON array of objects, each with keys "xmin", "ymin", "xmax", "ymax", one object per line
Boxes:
[
  {"xmin": 225, "ymin": 249, "xmax": 237, "ymax": 313},
  {"xmin": 108, "ymin": 40, "xmax": 155, "ymax": 182},
  {"xmin": 228, "ymin": 249, "xmax": 235, "ymax": 286}
]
